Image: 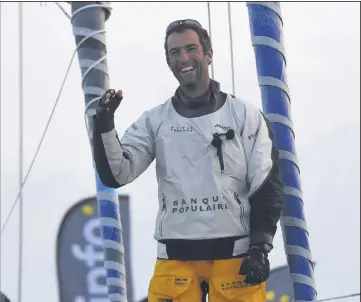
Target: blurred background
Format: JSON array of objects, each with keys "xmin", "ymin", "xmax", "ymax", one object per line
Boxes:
[{"xmin": 0, "ymin": 1, "xmax": 360, "ymax": 302}]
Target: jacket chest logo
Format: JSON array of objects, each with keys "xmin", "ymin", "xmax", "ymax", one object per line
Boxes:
[{"xmin": 170, "ymin": 125, "xmax": 194, "ymax": 133}]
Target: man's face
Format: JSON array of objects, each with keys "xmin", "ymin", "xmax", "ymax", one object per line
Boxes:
[{"xmin": 166, "ymin": 29, "xmax": 212, "ymax": 89}]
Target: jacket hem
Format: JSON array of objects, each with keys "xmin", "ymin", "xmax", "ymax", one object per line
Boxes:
[{"xmin": 156, "ymin": 236, "xmax": 250, "ymax": 261}]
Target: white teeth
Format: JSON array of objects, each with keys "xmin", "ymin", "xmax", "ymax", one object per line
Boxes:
[{"xmin": 181, "ymin": 66, "xmax": 194, "ymax": 72}]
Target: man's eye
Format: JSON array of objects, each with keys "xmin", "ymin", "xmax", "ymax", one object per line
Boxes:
[
  {"xmin": 170, "ymin": 49, "xmax": 180, "ymax": 56},
  {"xmin": 187, "ymin": 46, "xmax": 197, "ymax": 52}
]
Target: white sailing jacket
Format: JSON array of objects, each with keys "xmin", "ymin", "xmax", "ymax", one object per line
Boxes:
[{"xmin": 93, "ymin": 81, "xmax": 284, "ymax": 260}]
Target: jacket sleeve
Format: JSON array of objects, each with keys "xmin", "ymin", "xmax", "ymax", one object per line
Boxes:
[
  {"xmin": 92, "ymin": 111, "xmax": 155, "ymax": 188},
  {"xmin": 242, "ymin": 103, "xmax": 284, "ymax": 248}
]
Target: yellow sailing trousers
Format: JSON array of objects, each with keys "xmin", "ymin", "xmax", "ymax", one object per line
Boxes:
[{"xmin": 148, "ymin": 258, "xmax": 266, "ymax": 302}]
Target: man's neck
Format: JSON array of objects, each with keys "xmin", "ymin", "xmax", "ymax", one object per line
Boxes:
[{"xmin": 180, "ymin": 78, "xmax": 211, "ymax": 99}]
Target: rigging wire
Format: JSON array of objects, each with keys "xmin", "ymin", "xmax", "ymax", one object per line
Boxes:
[
  {"xmin": 227, "ymin": 1, "xmax": 236, "ymax": 96},
  {"xmin": 207, "ymin": 2, "xmax": 214, "ymax": 79},
  {"xmin": 316, "ymin": 292, "xmax": 360, "ymax": 302},
  {"xmin": 54, "ymin": 2, "xmax": 71, "ymax": 20},
  {"xmin": 0, "ymin": 1, "xmax": 2, "ymax": 298},
  {"xmin": 17, "ymin": 3, "xmax": 24, "ymax": 302},
  {"xmin": 0, "ymin": 25, "xmax": 105, "ymax": 236}
]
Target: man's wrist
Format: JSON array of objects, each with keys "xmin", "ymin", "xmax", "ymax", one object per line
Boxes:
[
  {"xmin": 250, "ymin": 231, "xmax": 273, "ymax": 247},
  {"xmin": 249, "ymin": 243, "xmax": 273, "ymax": 253},
  {"xmin": 94, "ymin": 113, "xmax": 115, "ymax": 133}
]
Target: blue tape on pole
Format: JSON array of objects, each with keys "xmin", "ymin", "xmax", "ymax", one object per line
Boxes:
[
  {"xmin": 107, "ymin": 269, "xmax": 123, "ymax": 279},
  {"xmin": 247, "ymin": 3, "xmax": 317, "ymax": 301},
  {"xmin": 102, "ymin": 225, "xmax": 123, "ymax": 242},
  {"xmin": 109, "ymin": 286, "xmax": 126, "ymax": 295},
  {"xmin": 99, "ymin": 198, "xmax": 120, "ymax": 219}
]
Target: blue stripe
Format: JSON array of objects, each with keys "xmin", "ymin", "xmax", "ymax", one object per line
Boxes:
[
  {"xmin": 283, "ymin": 196, "xmax": 306, "ymax": 220},
  {"xmin": 248, "ymin": 4, "xmax": 284, "ymax": 43},
  {"xmin": 107, "ymin": 269, "xmax": 123, "ymax": 279},
  {"xmin": 99, "ymin": 199, "xmax": 120, "ymax": 220},
  {"xmin": 288, "ymin": 254, "xmax": 314, "ymax": 276},
  {"xmin": 102, "ymin": 225, "xmax": 123, "ymax": 243},
  {"xmin": 255, "ymin": 47, "xmax": 287, "ymax": 82},
  {"xmin": 279, "ymin": 161, "xmax": 301, "ymax": 190},
  {"xmin": 284, "ymin": 227, "xmax": 310, "ymax": 250},
  {"xmin": 261, "ymin": 87, "xmax": 291, "ymax": 116},
  {"xmin": 109, "ymin": 285, "xmax": 126, "ymax": 295},
  {"xmin": 272, "ymin": 124, "xmax": 297, "ymax": 155},
  {"xmin": 295, "ymin": 284, "xmax": 316, "ymax": 301}
]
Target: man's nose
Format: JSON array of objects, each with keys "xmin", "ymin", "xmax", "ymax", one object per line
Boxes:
[{"xmin": 179, "ymin": 49, "xmax": 191, "ymax": 62}]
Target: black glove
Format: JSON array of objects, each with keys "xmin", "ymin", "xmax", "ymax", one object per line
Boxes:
[
  {"xmin": 94, "ymin": 89, "xmax": 123, "ymax": 133},
  {"xmin": 97, "ymin": 89, "xmax": 123, "ymax": 116},
  {"xmin": 239, "ymin": 245, "xmax": 270, "ymax": 285}
]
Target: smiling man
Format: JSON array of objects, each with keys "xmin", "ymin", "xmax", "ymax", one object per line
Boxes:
[
  {"xmin": 165, "ymin": 24, "xmax": 211, "ymax": 98},
  {"xmin": 92, "ymin": 19, "xmax": 284, "ymax": 302}
]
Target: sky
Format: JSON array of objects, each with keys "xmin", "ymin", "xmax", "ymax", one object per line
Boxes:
[{"xmin": 0, "ymin": 1, "xmax": 360, "ymax": 302}]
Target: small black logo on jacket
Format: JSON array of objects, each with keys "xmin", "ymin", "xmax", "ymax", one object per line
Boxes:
[
  {"xmin": 214, "ymin": 124, "xmax": 231, "ymax": 131},
  {"xmin": 170, "ymin": 125, "xmax": 193, "ymax": 132},
  {"xmin": 248, "ymin": 129, "xmax": 259, "ymax": 140}
]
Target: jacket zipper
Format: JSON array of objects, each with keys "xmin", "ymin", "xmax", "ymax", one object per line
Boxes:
[
  {"xmin": 234, "ymin": 192, "xmax": 247, "ymax": 231},
  {"xmin": 159, "ymin": 194, "xmax": 167, "ymax": 236}
]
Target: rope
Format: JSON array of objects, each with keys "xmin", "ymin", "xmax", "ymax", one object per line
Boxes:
[
  {"xmin": 207, "ymin": 2, "xmax": 214, "ymax": 79},
  {"xmin": 227, "ymin": 1, "xmax": 236, "ymax": 96}
]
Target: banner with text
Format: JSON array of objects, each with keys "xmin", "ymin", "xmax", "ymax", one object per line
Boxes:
[{"xmin": 56, "ymin": 195, "xmax": 134, "ymax": 302}]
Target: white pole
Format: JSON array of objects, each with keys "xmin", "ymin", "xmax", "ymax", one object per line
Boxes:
[
  {"xmin": 18, "ymin": 2, "xmax": 24, "ymax": 302},
  {"xmin": 0, "ymin": 0, "xmax": 2, "ymax": 297},
  {"xmin": 207, "ymin": 2, "xmax": 214, "ymax": 79},
  {"xmin": 227, "ymin": 2, "xmax": 236, "ymax": 96}
]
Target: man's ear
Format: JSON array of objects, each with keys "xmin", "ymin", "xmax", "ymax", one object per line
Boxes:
[{"xmin": 207, "ymin": 48, "xmax": 213, "ymax": 65}]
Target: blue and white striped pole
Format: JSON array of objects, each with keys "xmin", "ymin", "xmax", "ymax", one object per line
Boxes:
[
  {"xmin": 247, "ymin": 2, "xmax": 317, "ymax": 301},
  {"xmin": 69, "ymin": 2, "xmax": 127, "ymax": 301}
]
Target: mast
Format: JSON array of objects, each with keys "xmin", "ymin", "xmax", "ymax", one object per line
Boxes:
[
  {"xmin": 69, "ymin": 2, "xmax": 127, "ymax": 301},
  {"xmin": 247, "ymin": 2, "xmax": 317, "ymax": 301}
]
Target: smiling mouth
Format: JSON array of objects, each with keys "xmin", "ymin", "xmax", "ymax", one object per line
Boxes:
[{"xmin": 180, "ymin": 66, "xmax": 195, "ymax": 73}]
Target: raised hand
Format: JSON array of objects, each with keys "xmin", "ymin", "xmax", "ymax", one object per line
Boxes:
[{"xmin": 97, "ymin": 89, "xmax": 123, "ymax": 115}]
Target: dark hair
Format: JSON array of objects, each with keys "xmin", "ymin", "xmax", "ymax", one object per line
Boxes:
[{"xmin": 164, "ymin": 25, "xmax": 212, "ymax": 64}]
